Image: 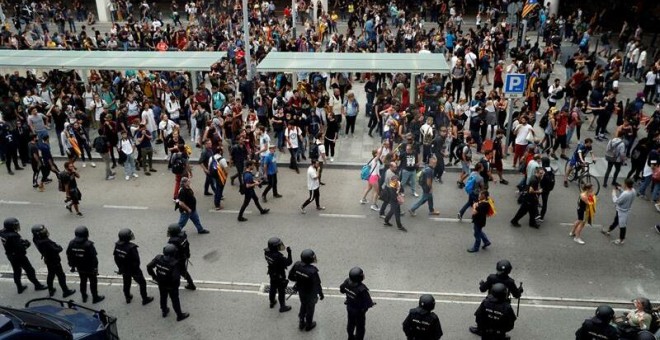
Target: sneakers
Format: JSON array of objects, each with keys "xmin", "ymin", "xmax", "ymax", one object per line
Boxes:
[
  {"xmin": 500, "ymin": 179, "xmax": 509, "ymax": 185},
  {"xmin": 655, "ymin": 224, "xmax": 660, "ymax": 234},
  {"xmin": 573, "ymin": 237, "xmax": 585, "ymax": 245},
  {"xmin": 359, "ymin": 198, "xmax": 368, "ymax": 204},
  {"xmin": 316, "ymin": 206, "xmax": 326, "ymax": 210},
  {"xmin": 408, "ymin": 209, "xmax": 416, "ymax": 217},
  {"xmin": 429, "ymin": 210, "xmax": 440, "ymax": 216},
  {"xmin": 601, "ymin": 228, "xmax": 610, "ymax": 236},
  {"xmin": 177, "ymin": 313, "xmax": 190, "ymax": 322},
  {"xmin": 569, "ymin": 232, "xmax": 575, "ymax": 237},
  {"xmin": 125, "ymin": 176, "xmax": 130, "ymax": 181},
  {"xmin": 91, "ymin": 162, "xmax": 96, "ymax": 168},
  {"xmin": 144, "ymin": 172, "xmax": 151, "ymax": 176},
  {"xmin": 238, "ymin": 217, "xmax": 248, "ymax": 222},
  {"xmin": 198, "ymin": 229, "xmax": 210, "ymax": 234},
  {"xmin": 655, "ymin": 203, "xmax": 660, "ymax": 212},
  {"xmin": 457, "ymin": 213, "xmax": 462, "ymax": 222},
  {"xmin": 106, "ymin": 175, "xmax": 116, "ymax": 180},
  {"xmin": 82, "ymin": 163, "xmax": 86, "ymax": 168},
  {"xmin": 300, "ymin": 206, "xmax": 306, "ymax": 214},
  {"xmin": 132, "ymin": 173, "xmax": 139, "ymax": 178},
  {"xmin": 370, "ymin": 204, "xmax": 379, "ymax": 211},
  {"xmin": 329, "ymin": 157, "xmax": 334, "ymax": 162},
  {"xmin": 413, "ymin": 192, "xmax": 419, "ymax": 197},
  {"xmin": 398, "ymin": 226, "xmax": 408, "ymax": 232},
  {"xmin": 379, "ymin": 215, "xmax": 385, "ymax": 219},
  {"xmin": 613, "ymin": 239, "xmax": 625, "ymax": 245}
]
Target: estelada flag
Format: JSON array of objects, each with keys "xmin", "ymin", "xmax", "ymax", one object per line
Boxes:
[{"xmin": 521, "ymin": 0, "xmax": 539, "ymax": 18}]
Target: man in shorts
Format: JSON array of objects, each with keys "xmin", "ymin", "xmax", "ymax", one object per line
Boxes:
[{"xmin": 564, "ymin": 138, "xmax": 594, "ymax": 187}]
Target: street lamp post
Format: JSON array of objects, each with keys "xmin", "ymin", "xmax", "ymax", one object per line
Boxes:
[{"xmin": 242, "ymin": 0, "xmax": 252, "ymax": 81}]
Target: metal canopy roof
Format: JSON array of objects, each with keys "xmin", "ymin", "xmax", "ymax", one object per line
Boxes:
[
  {"xmin": 256, "ymin": 52, "xmax": 450, "ymax": 73},
  {"xmin": 0, "ymin": 50, "xmax": 226, "ymax": 71}
]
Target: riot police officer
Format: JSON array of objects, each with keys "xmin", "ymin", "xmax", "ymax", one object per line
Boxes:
[
  {"xmin": 636, "ymin": 331, "xmax": 657, "ymax": 340},
  {"xmin": 288, "ymin": 249, "xmax": 324, "ymax": 331},
  {"xmin": 264, "ymin": 237, "xmax": 292, "ymax": 312},
  {"xmin": 31, "ymin": 224, "xmax": 76, "ymax": 298},
  {"xmin": 473, "ymin": 283, "xmax": 517, "ymax": 340},
  {"xmin": 471, "ymin": 259, "xmax": 522, "ymax": 335},
  {"xmin": 402, "ymin": 294, "xmax": 443, "ymax": 340},
  {"xmin": 339, "ymin": 267, "xmax": 375, "ymax": 340},
  {"xmin": 574, "ymin": 305, "xmax": 618, "ymax": 340},
  {"xmin": 113, "ymin": 228, "xmax": 154, "ymax": 305},
  {"xmin": 146, "ymin": 244, "xmax": 190, "ymax": 321},
  {"xmin": 0, "ymin": 217, "xmax": 47, "ymax": 294},
  {"xmin": 167, "ymin": 224, "xmax": 196, "ymax": 290},
  {"xmin": 66, "ymin": 226, "xmax": 105, "ymax": 303},
  {"xmin": 478, "ymin": 260, "xmax": 523, "ymax": 299}
]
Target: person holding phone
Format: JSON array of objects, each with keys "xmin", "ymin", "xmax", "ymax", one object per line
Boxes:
[{"xmin": 602, "ymin": 178, "xmax": 636, "ymax": 245}]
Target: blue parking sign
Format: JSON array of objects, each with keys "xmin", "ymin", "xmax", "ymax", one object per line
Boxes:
[{"xmin": 504, "ymin": 74, "xmax": 526, "ymax": 98}]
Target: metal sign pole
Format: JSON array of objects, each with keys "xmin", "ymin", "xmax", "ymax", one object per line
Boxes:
[{"xmin": 504, "ymin": 98, "xmax": 515, "ymax": 157}]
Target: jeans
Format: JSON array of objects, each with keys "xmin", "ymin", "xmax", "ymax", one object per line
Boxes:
[
  {"xmin": 123, "ymin": 153, "xmax": 136, "ymax": 176},
  {"xmin": 178, "ymin": 210, "xmax": 205, "ymax": 232},
  {"xmin": 288, "ymin": 148, "xmax": 299, "ymax": 170},
  {"xmin": 639, "ymin": 177, "xmax": 660, "ymax": 201},
  {"xmin": 400, "ymin": 169, "xmax": 417, "ymax": 195},
  {"xmin": 410, "ymin": 192, "xmax": 434, "ymax": 213},
  {"xmin": 101, "ymin": 153, "xmax": 113, "ymax": 178},
  {"xmin": 262, "ymin": 173, "xmax": 279, "ymax": 197},
  {"xmin": 210, "ymin": 176, "xmax": 225, "ymax": 207},
  {"xmin": 603, "ymin": 161, "xmax": 622, "ymax": 185},
  {"xmin": 459, "ymin": 193, "xmax": 478, "ymax": 218},
  {"xmin": 470, "ymin": 223, "xmax": 491, "ymax": 250}
]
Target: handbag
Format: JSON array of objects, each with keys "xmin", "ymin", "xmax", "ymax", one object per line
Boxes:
[
  {"xmin": 396, "ymin": 194, "xmax": 405, "ymax": 205},
  {"xmin": 118, "ymin": 150, "xmax": 127, "ymax": 165},
  {"xmin": 360, "ymin": 157, "xmax": 377, "ymax": 180},
  {"xmin": 652, "ymin": 166, "xmax": 660, "ymax": 183}
]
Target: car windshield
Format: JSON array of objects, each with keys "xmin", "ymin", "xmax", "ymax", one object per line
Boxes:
[{"xmin": 0, "ymin": 306, "xmax": 72, "ymax": 338}]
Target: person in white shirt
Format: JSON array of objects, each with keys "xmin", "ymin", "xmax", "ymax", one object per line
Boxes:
[
  {"xmin": 300, "ymin": 159, "xmax": 325, "ymax": 213},
  {"xmin": 635, "ymin": 47, "xmax": 647, "ymax": 81},
  {"xmin": 512, "ymin": 116, "xmax": 535, "ymax": 168},
  {"xmin": 547, "ymin": 78, "xmax": 564, "ymax": 108},
  {"xmin": 643, "ymin": 68, "xmax": 658, "ymax": 103},
  {"xmin": 158, "ymin": 114, "xmax": 178, "ymax": 151},
  {"xmin": 141, "ymin": 103, "xmax": 158, "ymax": 138},
  {"xmin": 118, "ymin": 130, "xmax": 138, "ymax": 180},
  {"xmin": 464, "ymin": 48, "xmax": 477, "ymax": 69},
  {"xmin": 285, "ymin": 121, "xmax": 302, "ymax": 173}
]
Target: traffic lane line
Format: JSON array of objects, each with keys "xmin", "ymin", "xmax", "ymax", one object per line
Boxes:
[
  {"xmin": 560, "ymin": 223, "xmax": 604, "ymax": 228},
  {"xmin": 103, "ymin": 205, "xmax": 149, "ymax": 210},
  {"xmin": 319, "ymin": 213, "xmax": 366, "ymax": 219}
]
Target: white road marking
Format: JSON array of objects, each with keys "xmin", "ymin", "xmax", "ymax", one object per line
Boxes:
[
  {"xmin": 431, "ymin": 218, "xmax": 462, "ymax": 222},
  {"xmin": 560, "ymin": 223, "xmax": 603, "ymax": 228},
  {"xmin": 103, "ymin": 205, "xmax": 149, "ymax": 210},
  {"xmin": 209, "ymin": 209, "xmax": 252, "ymax": 214},
  {"xmin": 0, "ymin": 200, "xmax": 31, "ymax": 205},
  {"xmin": 319, "ymin": 213, "xmax": 366, "ymax": 219}
]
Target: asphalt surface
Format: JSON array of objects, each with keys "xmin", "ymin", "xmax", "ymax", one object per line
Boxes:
[{"xmin": 0, "ymin": 165, "xmax": 658, "ymax": 339}]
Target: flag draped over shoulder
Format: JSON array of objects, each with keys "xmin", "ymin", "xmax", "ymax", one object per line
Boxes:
[{"xmin": 521, "ymin": 0, "xmax": 539, "ymax": 18}]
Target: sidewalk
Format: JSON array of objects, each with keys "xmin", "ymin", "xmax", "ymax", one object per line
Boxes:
[{"xmin": 28, "ymin": 15, "xmax": 651, "ymax": 178}]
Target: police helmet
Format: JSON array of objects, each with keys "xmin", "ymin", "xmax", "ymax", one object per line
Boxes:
[
  {"xmin": 419, "ymin": 294, "xmax": 435, "ymax": 311},
  {"xmin": 31, "ymin": 224, "xmax": 49, "ymax": 239},
  {"xmin": 595, "ymin": 305, "xmax": 615, "ymax": 323},
  {"xmin": 74, "ymin": 226, "xmax": 89, "ymax": 239},
  {"xmin": 3, "ymin": 217, "xmax": 20, "ymax": 231},
  {"xmin": 118, "ymin": 228, "xmax": 134, "ymax": 242},
  {"xmin": 167, "ymin": 223, "xmax": 181, "ymax": 237},
  {"xmin": 300, "ymin": 249, "xmax": 316, "ymax": 264},
  {"xmin": 163, "ymin": 244, "xmax": 178, "ymax": 257},
  {"xmin": 349, "ymin": 267, "xmax": 364, "ymax": 283},
  {"xmin": 496, "ymin": 259, "xmax": 512, "ymax": 275},
  {"xmin": 267, "ymin": 237, "xmax": 284, "ymax": 251},
  {"xmin": 491, "ymin": 283, "xmax": 508, "ymax": 300},
  {"xmin": 636, "ymin": 331, "xmax": 656, "ymax": 340}
]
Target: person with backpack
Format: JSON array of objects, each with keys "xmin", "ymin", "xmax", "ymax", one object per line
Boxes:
[
  {"xmin": 171, "ymin": 145, "xmax": 191, "ymax": 201},
  {"xmin": 238, "ymin": 160, "xmax": 270, "ymax": 222},
  {"xmin": 511, "ymin": 167, "xmax": 543, "ymax": 229},
  {"xmin": 603, "ymin": 131, "xmax": 627, "ymax": 188},
  {"xmin": 538, "ymin": 157, "xmax": 556, "ymax": 222},
  {"xmin": 456, "ymin": 135, "xmax": 473, "ymax": 189},
  {"xmin": 458, "ymin": 163, "xmax": 485, "ymax": 221},
  {"xmin": 408, "ymin": 156, "xmax": 441, "ymax": 217},
  {"xmin": 118, "ymin": 130, "xmax": 138, "ymax": 181},
  {"xmin": 420, "ymin": 116, "xmax": 434, "ymax": 163},
  {"xmin": 467, "ymin": 190, "xmax": 493, "ymax": 253},
  {"xmin": 93, "ymin": 129, "xmax": 115, "ymax": 180},
  {"xmin": 61, "ymin": 161, "xmax": 83, "ymax": 217},
  {"xmin": 207, "ymin": 147, "xmax": 228, "ymax": 211}
]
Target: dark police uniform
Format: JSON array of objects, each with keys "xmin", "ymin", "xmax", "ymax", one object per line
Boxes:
[
  {"xmin": 574, "ymin": 316, "xmax": 618, "ymax": 340},
  {"xmin": 0, "ymin": 228, "xmax": 43, "ymax": 291},
  {"xmin": 167, "ymin": 231, "xmax": 195, "ymax": 288},
  {"xmin": 147, "ymin": 254, "xmax": 184, "ymax": 318},
  {"xmin": 265, "ymin": 247, "xmax": 292, "ymax": 308},
  {"xmin": 339, "ymin": 278, "xmax": 375, "ymax": 340},
  {"xmin": 402, "ymin": 306, "xmax": 443, "ymax": 340},
  {"xmin": 288, "ymin": 261, "xmax": 324, "ymax": 330},
  {"xmin": 66, "ymin": 236, "xmax": 101, "ymax": 301},
  {"xmin": 114, "ymin": 240, "xmax": 149, "ymax": 302},
  {"xmin": 474, "ymin": 295, "xmax": 517, "ymax": 340},
  {"xmin": 479, "ymin": 274, "xmax": 522, "ymax": 300},
  {"xmin": 34, "ymin": 236, "xmax": 73, "ymax": 294}
]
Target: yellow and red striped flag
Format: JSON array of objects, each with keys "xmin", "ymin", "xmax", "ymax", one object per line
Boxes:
[{"xmin": 521, "ymin": 0, "xmax": 539, "ymax": 18}]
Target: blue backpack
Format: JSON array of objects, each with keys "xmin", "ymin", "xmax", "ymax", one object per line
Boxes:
[
  {"xmin": 361, "ymin": 158, "xmax": 376, "ymax": 180},
  {"xmin": 465, "ymin": 173, "xmax": 478, "ymax": 194}
]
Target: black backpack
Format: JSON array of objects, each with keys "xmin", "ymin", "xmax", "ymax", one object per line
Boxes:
[
  {"xmin": 57, "ymin": 171, "xmax": 69, "ymax": 192},
  {"xmin": 93, "ymin": 136, "xmax": 107, "ymax": 154},
  {"xmin": 541, "ymin": 169, "xmax": 556, "ymax": 192},
  {"xmin": 539, "ymin": 113, "xmax": 549, "ymax": 129},
  {"xmin": 170, "ymin": 154, "xmax": 186, "ymax": 175},
  {"xmin": 309, "ymin": 142, "xmax": 320, "ymax": 160}
]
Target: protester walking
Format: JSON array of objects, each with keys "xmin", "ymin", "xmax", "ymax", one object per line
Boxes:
[
  {"xmin": 300, "ymin": 159, "xmax": 325, "ymax": 214},
  {"xmin": 467, "ymin": 191, "xmax": 493, "ymax": 253},
  {"xmin": 408, "ymin": 157, "xmax": 441, "ymax": 217}
]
